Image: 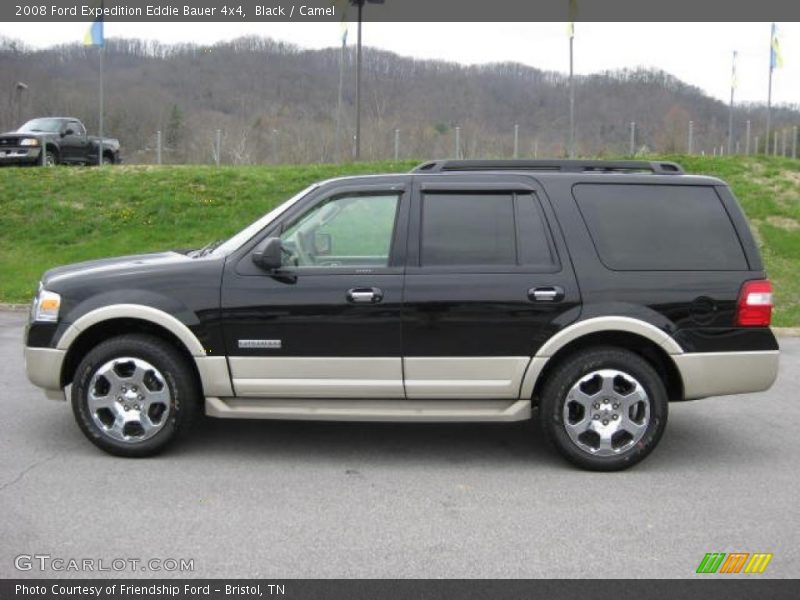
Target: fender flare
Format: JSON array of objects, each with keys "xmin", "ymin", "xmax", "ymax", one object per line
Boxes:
[
  {"xmin": 56, "ymin": 304, "xmax": 207, "ymax": 356},
  {"xmin": 519, "ymin": 316, "xmax": 683, "ymax": 398}
]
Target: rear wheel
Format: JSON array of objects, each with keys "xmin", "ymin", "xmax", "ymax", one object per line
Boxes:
[
  {"xmin": 539, "ymin": 347, "xmax": 668, "ymax": 471},
  {"xmin": 71, "ymin": 334, "xmax": 199, "ymax": 457}
]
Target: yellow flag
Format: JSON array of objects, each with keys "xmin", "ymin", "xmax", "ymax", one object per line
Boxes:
[
  {"xmin": 771, "ymin": 23, "xmax": 783, "ymax": 69},
  {"xmin": 567, "ymin": 0, "xmax": 577, "ymax": 38}
]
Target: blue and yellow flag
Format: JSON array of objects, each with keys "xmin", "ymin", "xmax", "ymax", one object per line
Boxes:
[
  {"xmin": 83, "ymin": 1, "xmax": 104, "ymax": 47},
  {"xmin": 83, "ymin": 20, "xmax": 104, "ymax": 47},
  {"xmin": 770, "ymin": 22, "xmax": 783, "ymax": 70}
]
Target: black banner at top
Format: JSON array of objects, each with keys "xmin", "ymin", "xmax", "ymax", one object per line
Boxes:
[{"xmin": 5, "ymin": 0, "xmax": 800, "ymax": 22}]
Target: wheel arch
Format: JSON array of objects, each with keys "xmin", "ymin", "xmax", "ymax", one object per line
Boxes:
[
  {"xmin": 521, "ymin": 318, "xmax": 685, "ymax": 404},
  {"xmin": 57, "ymin": 304, "xmax": 209, "ymax": 389},
  {"xmin": 59, "ymin": 316, "xmax": 202, "ymax": 391},
  {"xmin": 44, "ymin": 144, "xmax": 59, "ymax": 161}
]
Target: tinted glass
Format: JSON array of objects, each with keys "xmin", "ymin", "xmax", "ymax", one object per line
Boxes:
[
  {"xmin": 280, "ymin": 193, "xmax": 399, "ymax": 268},
  {"xmin": 574, "ymin": 184, "xmax": 747, "ymax": 270},
  {"xmin": 516, "ymin": 193, "xmax": 555, "ymax": 266},
  {"xmin": 422, "ymin": 193, "xmax": 516, "ymax": 266}
]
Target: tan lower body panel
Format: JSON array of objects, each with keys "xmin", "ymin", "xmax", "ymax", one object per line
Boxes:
[
  {"xmin": 404, "ymin": 357, "xmax": 530, "ymax": 399},
  {"xmin": 228, "ymin": 357, "xmax": 404, "ymax": 398},
  {"xmin": 206, "ymin": 397, "xmax": 531, "ymax": 422},
  {"xmin": 673, "ymin": 350, "xmax": 780, "ymax": 400},
  {"xmin": 24, "ymin": 346, "xmax": 65, "ymax": 392},
  {"xmin": 195, "ymin": 356, "xmax": 234, "ymax": 397}
]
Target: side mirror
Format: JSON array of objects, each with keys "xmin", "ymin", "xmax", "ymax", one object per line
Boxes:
[
  {"xmin": 313, "ymin": 232, "xmax": 332, "ymax": 256},
  {"xmin": 251, "ymin": 237, "xmax": 283, "ymax": 271}
]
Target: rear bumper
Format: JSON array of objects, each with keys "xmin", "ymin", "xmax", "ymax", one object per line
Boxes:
[{"xmin": 673, "ymin": 350, "xmax": 780, "ymax": 400}]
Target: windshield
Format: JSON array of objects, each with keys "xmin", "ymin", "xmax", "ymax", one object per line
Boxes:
[
  {"xmin": 209, "ymin": 183, "xmax": 319, "ymax": 256},
  {"xmin": 17, "ymin": 118, "xmax": 65, "ymax": 133}
]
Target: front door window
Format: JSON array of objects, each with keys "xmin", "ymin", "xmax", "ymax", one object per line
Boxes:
[{"xmin": 279, "ymin": 193, "xmax": 400, "ymax": 269}]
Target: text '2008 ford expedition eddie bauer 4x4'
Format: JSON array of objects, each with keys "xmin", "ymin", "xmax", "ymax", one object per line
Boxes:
[{"xmin": 23, "ymin": 160, "xmax": 779, "ymax": 470}]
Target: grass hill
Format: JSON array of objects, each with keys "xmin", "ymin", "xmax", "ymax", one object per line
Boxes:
[{"xmin": 1, "ymin": 156, "xmax": 798, "ymax": 325}]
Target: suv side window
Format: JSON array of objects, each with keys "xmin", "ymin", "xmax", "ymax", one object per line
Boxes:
[
  {"xmin": 280, "ymin": 193, "xmax": 400, "ymax": 269},
  {"xmin": 574, "ymin": 183, "xmax": 747, "ymax": 270},
  {"xmin": 420, "ymin": 192, "xmax": 555, "ymax": 268},
  {"xmin": 68, "ymin": 121, "xmax": 85, "ymax": 136}
]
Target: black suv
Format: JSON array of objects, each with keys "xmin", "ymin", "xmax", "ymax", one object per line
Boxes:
[{"xmin": 24, "ymin": 160, "xmax": 779, "ymax": 470}]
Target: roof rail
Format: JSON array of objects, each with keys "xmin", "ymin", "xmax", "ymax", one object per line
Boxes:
[{"xmin": 411, "ymin": 159, "xmax": 684, "ymax": 175}]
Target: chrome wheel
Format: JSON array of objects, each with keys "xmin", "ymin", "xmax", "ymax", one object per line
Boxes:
[
  {"xmin": 562, "ymin": 369, "xmax": 650, "ymax": 457},
  {"xmin": 87, "ymin": 357, "xmax": 172, "ymax": 443}
]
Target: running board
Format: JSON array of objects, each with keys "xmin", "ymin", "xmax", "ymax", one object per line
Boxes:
[{"xmin": 205, "ymin": 397, "xmax": 531, "ymax": 422}]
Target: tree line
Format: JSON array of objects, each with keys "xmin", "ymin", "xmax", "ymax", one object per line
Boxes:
[{"xmin": 2, "ymin": 35, "xmax": 798, "ymax": 163}]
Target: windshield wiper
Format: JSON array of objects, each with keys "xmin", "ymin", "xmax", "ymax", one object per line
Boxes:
[{"xmin": 191, "ymin": 239, "xmax": 224, "ymax": 258}]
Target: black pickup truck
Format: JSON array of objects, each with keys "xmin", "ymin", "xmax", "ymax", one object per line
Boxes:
[{"xmin": 0, "ymin": 117, "xmax": 121, "ymax": 166}]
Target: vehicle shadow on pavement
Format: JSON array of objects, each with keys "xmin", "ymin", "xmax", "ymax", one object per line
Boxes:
[
  {"xmin": 179, "ymin": 417, "xmax": 557, "ymax": 467},
  {"xmin": 158, "ymin": 406, "xmax": 778, "ymax": 471}
]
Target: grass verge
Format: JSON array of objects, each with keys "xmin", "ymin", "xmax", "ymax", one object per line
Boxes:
[{"xmin": 1, "ymin": 156, "xmax": 798, "ymax": 325}]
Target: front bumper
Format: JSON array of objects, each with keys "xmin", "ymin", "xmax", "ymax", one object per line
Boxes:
[
  {"xmin": 24, "ymin": 346, "xmax": 66, "ymax": 399},
  {"xmin": 0, "ymin": 147, "xmax": 41, "ymax": 165},
  {"xmin": 674, "ymin": 350, "xmax": 780, "ymax": 400}
]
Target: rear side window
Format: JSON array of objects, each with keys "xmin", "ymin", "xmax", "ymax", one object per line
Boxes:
[
  {"xmin": 420, "ymin": 192, "xmax": 554, "ymax": 268},
  {"xmin": 573, "ymin": 184, "xmax": 747, "ymax": 270}
]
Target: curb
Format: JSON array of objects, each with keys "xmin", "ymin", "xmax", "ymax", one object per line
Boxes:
[
  {"xmin": 0, "ymin": 304, "xmax": 29, "ymax": 312},
  {"xmin": 774, "ymin": 327, "xmax": 800, "ymax": 337}
]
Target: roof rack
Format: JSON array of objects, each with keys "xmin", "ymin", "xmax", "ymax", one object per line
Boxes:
[{"xmin": 412, "ymin": 159, "xmax": 684, "ymax": 175}]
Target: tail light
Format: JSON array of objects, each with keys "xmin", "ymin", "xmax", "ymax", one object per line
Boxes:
[{"xmin": 735, "ymin": 280, "xmax": 773, "ymax": 327}]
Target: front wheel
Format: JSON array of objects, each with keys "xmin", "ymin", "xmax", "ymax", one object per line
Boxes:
[
  {"xmin": 71, "ymin": 334, "xmax": 200, "ymax": 457},
  {"xmin": 539, "ymin": 347, "xmax": 668, "ymax": 471}
]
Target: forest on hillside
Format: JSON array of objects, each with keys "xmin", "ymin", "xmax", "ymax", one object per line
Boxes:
[{"xmin": 2, "ymin": 35, "xmax": 799, "ymax": 164}]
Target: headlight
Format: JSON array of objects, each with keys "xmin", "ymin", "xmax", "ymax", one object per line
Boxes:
[
  {"xmin": 32, "ymin": 288, "xmax": 61, "ymax": 322},
  {"xmin": 19, "ymin": 138, "xmax": 39, "ymax": 147}
]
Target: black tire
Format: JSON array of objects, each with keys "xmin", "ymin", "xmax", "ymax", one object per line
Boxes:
[
  {"xmin": 538, "ymin": 346, "xmax": 668, "ymax": 471},
  {"xmin": 71, "ymin": 334, "xmax": 199, "ymax": 457},
  {"xmin": 44, "ymin": 150, "xmax": 57, "ymax": 166}
]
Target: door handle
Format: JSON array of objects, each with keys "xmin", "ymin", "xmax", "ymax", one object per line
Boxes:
[
  {"xmin": 528, "ymin": 286, "xmax": 565, "ymax": 302},
  {"xmin": 347, "ymin": 287, "xmax": 384, "ymax": 304}
]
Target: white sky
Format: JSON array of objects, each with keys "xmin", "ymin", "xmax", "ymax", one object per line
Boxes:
[{"xmin": 2, "ymin": 22, "xmax": 799, "ymax": 106}]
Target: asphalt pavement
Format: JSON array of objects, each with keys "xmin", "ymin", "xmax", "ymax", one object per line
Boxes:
[{"xmin": 0, "ymin": 310, "xmax": 797, "ymax": 578}]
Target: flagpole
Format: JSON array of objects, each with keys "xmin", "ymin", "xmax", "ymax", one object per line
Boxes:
[
  {"xmin": 98, "ymin": 43, "xmax": 104, "ymax": 166},
  {"xmin": 335, "ymin": 32, "xmax": 345, "ymax": 161},
  {"xmin": 727, "ymin": 51, "xmax": 735, "ymax": 155},
  {"xmin": 766, "ymin": 65, "xmax": 773, "ymax": 156},
  {"xmin": 766, "ymin": 24, "xmax": 774, "ymax": 156},
  {"xmin": 354, "ymin": 0, "xmax": 362, "ymax": 160},
  {"xmin": 567, "ymin": 0, "xmax": 577, "ymax": 159},
  {"xmin": 568, "ymin": 31, "xmax": 574, "ymax": 158}
]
